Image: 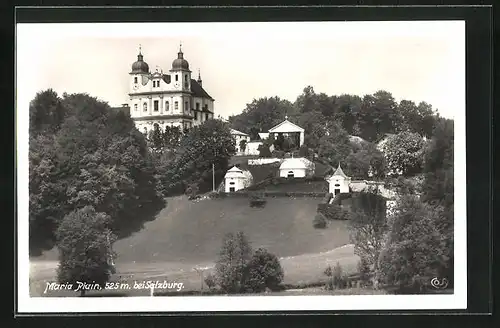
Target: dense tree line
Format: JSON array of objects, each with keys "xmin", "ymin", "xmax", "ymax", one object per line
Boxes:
[
  {"xmin": 29, "ymin": 90, "xmax": 164, "ymax": 256},
  {"xmin": 152, "ymin": 119, "xmax": 236, "ymax": 197},
  {"xmin": 347, "ymin": 117, "xmax": 455, "ymax": 293},
  {"xmin": 229, "ymin": 86, "xmax": 438, "ymax": 179},
  {"xmin": 229, "ymin": 86, "xmax": 437, "ymax": 144}
]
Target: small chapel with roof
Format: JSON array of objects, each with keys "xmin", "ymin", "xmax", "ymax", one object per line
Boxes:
[{"xmin": 127, "ymin": 44, "xmax": 215, "ymax": 135}]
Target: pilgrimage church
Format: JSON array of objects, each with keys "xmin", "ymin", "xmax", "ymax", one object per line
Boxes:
[{"xmin": 127, "ymin": 44, "xmax": 215, "ymax": 135}]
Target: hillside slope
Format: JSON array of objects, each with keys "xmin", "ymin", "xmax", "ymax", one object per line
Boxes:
[{"xmin": 33, "ymin": 196, "xmax": 350, "ymax": 265}]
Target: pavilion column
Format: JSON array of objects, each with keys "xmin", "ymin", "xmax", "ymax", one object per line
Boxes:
[{"xmin": 299, "ymin": 132, "xmax": 304, "ymax": 146}]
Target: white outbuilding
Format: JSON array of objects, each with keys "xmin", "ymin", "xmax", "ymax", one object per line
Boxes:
[
  {"xmin": 279, "ymin": 157, "xmax": 314, "ymax": 178},
  {"xmin": 327, "ymin": 163, "xmax": 351, "ymax": 195},
  {"xmin": 224, "ymin": 166, "xmax": 252, "ymax": 192}
]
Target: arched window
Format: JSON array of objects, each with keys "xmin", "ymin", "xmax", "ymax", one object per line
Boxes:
[
  {"xmin": 287, "ymin": 171, "xmax": 294, "ymax": 178},
  {"xmin": 143, "ymin": 103, "xmax": 147, "ymax": 111},
  {"xmin": 334, "ymin": 184, "xmax": 340, "ymax": 187},
  {"xmin": 134, "ymin": 77, "xmax": 138, "ymax": 83},
  {"xmin": 165, "ymin": 101, "xmax": 169, "ymax": 111},
  {"xmin": 134, "ymin": 104, "xmax": 138, "ymax": 111}
]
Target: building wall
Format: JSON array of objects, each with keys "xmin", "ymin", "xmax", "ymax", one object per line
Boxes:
[
  {"xmin": 279, "ymin": 168, "xmax": 306, "ymax": 178},
  {"xmin": 246, "ymin": 142, "xmax": 263, "ymax": 155},
  {"xmin": 328, "ymin": 176, "xmax": 350, "ymax": 194},
  {"xmin": 225, "ymin": 177, "xmax": 244, "ymax": 192},
  {"xmin": 129, "ymin": 71, "xmax": 213, "ymax": 132}
]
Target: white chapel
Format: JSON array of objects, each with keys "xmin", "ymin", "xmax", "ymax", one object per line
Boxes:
[{"xmin": 127, "ymin": 44, "xmax": 215, "ymax": 135}]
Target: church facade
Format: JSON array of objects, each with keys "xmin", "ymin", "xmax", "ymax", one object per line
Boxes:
[{"xmin": 127, "ymin": 45, "xmax": 215, "ymax": 135}]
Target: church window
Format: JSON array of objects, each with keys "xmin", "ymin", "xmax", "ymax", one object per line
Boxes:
[
  {"xmin": 143, "ymin": 103, "xmax": 147, "ymax": 111},
  {"xmin": 185, "ymin": 101, "xmax": 189, "ymax": 112},
  {"xmin": 134, "ymin": 77, "xmax": 138, "ymax": 83},
  {"xmin": 174, "ymin": 101, "xmax": 178, "ymax": 110},
  {"xmin": 165, "ymin": 101, "xmax": 169, "ymax": 111},
  {"xmin": 134, "ymin": 104, "xmax": 138, "ymax": 111},
  {"xmin": 175, "ymin": 74, "xmax": 178, "ymax": 81},
  {"xmin": 154, "ymin": 100, "xmax": 159, "ymax": 111},
  {"xmin": 194, "ymin": 111, "xmax": 198, "ymax": 120},
  {"xmin": 196, "ymin": 102, "xmax": 200, "ymax": 110},
  {"xmin": 205, "ymin": 113, "xmax": 209, "ymax": 121}
]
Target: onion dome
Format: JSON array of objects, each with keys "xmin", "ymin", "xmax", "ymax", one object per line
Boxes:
[
  {"xmin": 171, "ymin": 43, "xmax": 190, "ymax": 71},
  {"xmin": 131, "ymin": 46, "xmax": 149, "ymax": 74}
]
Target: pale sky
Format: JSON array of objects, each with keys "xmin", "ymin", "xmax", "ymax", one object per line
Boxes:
[{"xmin": 16, "ymin": 21, "xmax": 464, "ymax": 119}]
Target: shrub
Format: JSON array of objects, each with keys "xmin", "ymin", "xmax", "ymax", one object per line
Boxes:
[
  {"xmin": 324, "ymin": 262, "xmax": 349, "ymax": 290},
  {"xmin": 357, "ymin": 257, "xmax": 372, "ymax": 286},
  {"xmin": 244, "ymin": 248, "xmax": 284, "ymax": 292},
  {"xmin": 185, "ymin": 182, "xmax": 200, "ymax": 200},
  {"xmin": 298, "ymin": 144, "xmax": 309, "ymax": 157},
  {"xmin": 204, "ymin": 273, "xmax": 217, "ymax": 290},
  {"xmin": 317, "ymin": 204, "xmax": 350, "ymax": 220},
  {"xmin": 313, "ymin": 213, "xmax": 327, "ymax": 229},
  {"xmin": 249, "ymin": 192, "xmax": 267, "ymax": 207}
]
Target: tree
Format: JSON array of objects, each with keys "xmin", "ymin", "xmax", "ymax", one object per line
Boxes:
[
  {"xmin": 163, "ymin": 125, "xmax": 182, "ymax": 150},
  {"xmin": 148, "ymin": 123, "xmax": 164, "ymax": 152},
  {"xmin": 317, "ymin": 122, "xmax": 351, "ymax": 167},
  {"xmin": 160, "ymin": 119, "xmax": 236, "ymax": 195},
  {"xmin": 348, "ymin": 189, "xmax": 388, "ymax": 275},
  {"xmin": 376, "ymin": 196, "xmax": 450, "ymax": 293},
  {"xmin": 357, "ymin": 257, "xmax": 371, "ymax": 286},
  {"xmin": 29, "ymin": 89, "xmax": 67, "ymax": 135},
  {"xmin": 214, "ymin": 231, "xmax": 253, "ymax": 294},
  {"xmin": 334, "ymin": 94, "xmax": 362, "ymax": 135},
  {"xmin": 239, "ymin": 139, "xmax": 247, "ymax": 153},
  {"xmin": 345, "ymin": 142, "xmax": 386, "ymax": 179},
  {"xmin": 56, "ymin": 206, "xmax": 116, "ymax": 296},
  {"xmin": 357, "ymin": 91, "xmax": 400, "ymax": 142},
  {"xmin": 228, "ymin": 96, "xmax": 295, "ymax": 136},
  {"xmin": 29, "ymin": 92, "xmax": 164, "ymax": 254},
  {"xmin": 420, "ymin": 117, "xmax": 454, "ymax": 286},
  {"xmin": 383, "ymin": 131, "xmax": 425, "ymax": 176},
  {"xmin": 244, "ymin": 248, "xmax": 284, "ymax": 292}
]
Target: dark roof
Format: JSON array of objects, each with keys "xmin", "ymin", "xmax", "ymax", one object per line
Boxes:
[{"xmin": 190, "ymin": 79, "xmax": 214, "ymax": 101}]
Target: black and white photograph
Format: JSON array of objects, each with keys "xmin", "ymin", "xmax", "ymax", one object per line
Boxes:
[{"xmin": 17, "ymin": 19, "xmax": 466, "ymax": 312}]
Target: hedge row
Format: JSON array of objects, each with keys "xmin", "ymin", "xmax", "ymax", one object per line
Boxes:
[
  {"xmin": 211, "ymin": 191, "xmax": 327, "ymax": 198},
  {"xmin": 317, "ymin": 203, "xmax": 351, "ymax": 221},
  {"xmin": 246, "ymin": 176, "xmax": 328, "ymax": 191}
]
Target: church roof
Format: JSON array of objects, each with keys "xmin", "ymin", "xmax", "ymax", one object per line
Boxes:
[
  {"xmin": 190, "ymin": 79, "xmax": 214, "ymax": 101},
  {"xmin": 230, "ymin": 128, "xmax": 248, "ymax": 136},
  {"xmin": 280, "ymin": 157, "xmax": 310, "ymax": 170},
  {"xmin": 268, "ymin": 119, "xmax": 304, "ymax": 133},
  {"xmin": 224, "ymin": 166, "xmax": 245, "ymax": 178},
  {"xmin": 331, "ymin": 163, "xmax": 348, "ymax": 178}
]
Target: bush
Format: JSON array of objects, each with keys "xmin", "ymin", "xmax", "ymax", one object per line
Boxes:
[
  {"xmin": 313, "ymin": 213, "xmax": 327, "ymax": 229},
  {"xmin": 204, "ymin": 273, "xmax": 217, "ymax": 290},
  {"xmin": 244, "ymin": 248, "xmax": 284, "ymax": 292},
  {"xmin": 249, "ymin": 192, "xmax": 267, "ymax": 207},
  {"xmin": 317, "ymin": 204, "xmax": 350, "ymax": 220},
  {"xmin": 357, "ymin": 257, "xmax": 372, "ymax": 286},
  {"xmin": 324, "ymin": 262, "xmax": 349, "ymax": 290},
  {"xmin": 298, "ymin": 145, "xmax": 309, "ymax": 157},
  {"xmin": 185, "ymin": 182, "xmax": 200, "ymax": 200}
]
